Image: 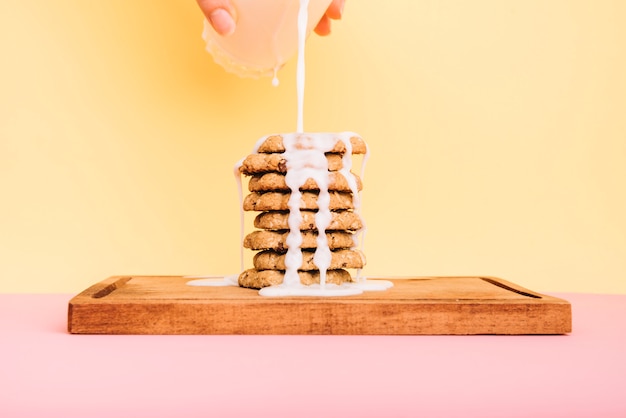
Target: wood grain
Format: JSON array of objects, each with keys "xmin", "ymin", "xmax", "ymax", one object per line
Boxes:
[{"xmin": 67, "ymin": 276, "xmax": 571, "ymax": 335}]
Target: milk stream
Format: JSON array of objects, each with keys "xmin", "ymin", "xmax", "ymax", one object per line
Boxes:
[
  {"xmin": 187, "ymin": 0, "xmax": 393, "ymax": 296},
  {"xmin": 296, "ymin": 0, "xmax": 309, "ymax": 132},
  {"xmin": 272, "ymin": 67, "xmax": 280, "ymax": 87}
]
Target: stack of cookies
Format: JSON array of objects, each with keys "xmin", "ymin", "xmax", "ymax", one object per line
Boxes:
[{"xmin": 237, "ymin": 133, "xmax": 368, "ymax": 290}]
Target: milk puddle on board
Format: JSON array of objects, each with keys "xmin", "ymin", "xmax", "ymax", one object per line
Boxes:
[
  {"xmin": 188, "ymin": 0, "xmax": 393, "ymax": 297},
  {"xmin": 186, "ymin": 276, "xmax": 393, "ymax": 296}
]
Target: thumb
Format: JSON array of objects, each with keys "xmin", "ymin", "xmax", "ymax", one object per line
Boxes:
[{"xmin": 197, "ymin": 0, "xmax": 237, "ymax": 36}]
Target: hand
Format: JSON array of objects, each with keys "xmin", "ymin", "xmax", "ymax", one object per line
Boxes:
[
  {"xmin": 197, "ymin": 0, "xmax": 345, "ymax": 37},
  {"xmin": 313, "ymin": 0, "xmax": 345, "ymax": 36}
]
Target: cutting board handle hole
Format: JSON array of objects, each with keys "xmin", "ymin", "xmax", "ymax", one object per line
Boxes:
[
  {"xmin": 92, "ymin": 277, "xmax": 131, "ymax": 299},
  {"xmin": 481, "ymin": 278, "xmax": 541, "ymax": 299}
]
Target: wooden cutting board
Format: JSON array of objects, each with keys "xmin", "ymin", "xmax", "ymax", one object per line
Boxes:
[{"xmin": 67, "ymin": 276, "xmax": 571, "ymax": 335}]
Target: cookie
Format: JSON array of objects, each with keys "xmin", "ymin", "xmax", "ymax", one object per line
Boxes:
[
  {"xmin": 244, "ymin": 230, "xmax": 355, "ymax": 251},
  {"xmin": 239, "ymin": 153, "xmax": 344, "ymax": 175},
  {"xmin": 243, "ymin": 191, "xmax": 355, "ymax": 211},
  {"xmin": 256, "ymin": 134, "xmax": 368, "ymax": 155},
  {"xmin": 238, "ymin": 268, "xmax": 354, "ymax": 289},
  {"xmin": 254, "ymin": 210, "xmax": 363, "ymax": 231},
  {"xmin": 248, "ymin": 172, "xmax": 362, "ymax": 193},
  {"xmin": 253, "ymin": 249, "xmax": 366, "ymax": 271}
]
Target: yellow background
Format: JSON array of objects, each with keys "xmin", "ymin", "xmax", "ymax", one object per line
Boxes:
[{"xmin": 1, "ymin": 0, "xmax": 625, "ymax": 294}]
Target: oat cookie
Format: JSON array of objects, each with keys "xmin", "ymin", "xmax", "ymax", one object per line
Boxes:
[
  {"xmin": 253, "ymin": 249, "xmax": 366, "ymax": 271},
  {"xmin": 238, "ymin": 268, "xmax": 354, "ymax": 289},
  {"xmin": 254, "ymin": 210, "xmax": 363, "ymax": 231},
  {"xmin": 240, "ymin": 153, "xmax": 344, "ymax": 175},
  {"xmin": 256, "ymin": 134, "xmax": 368, "ymax": 155},
  {"xmin": 244, "ymin": 230, "xmax": 355, "ymax": 251},
  {"xmin": 243, "ymin": 191, "xmax": 355, "ymax": 211},
  {"xmin": 248, "ymin": 172, "xmax": 362, "ymax": 193}
]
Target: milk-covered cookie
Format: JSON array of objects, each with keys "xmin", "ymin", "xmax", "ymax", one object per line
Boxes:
[
  {"xmin": 248, "ymin": 172, "xmax": 362, "ymax": 193},
  {"xmin": 243, "ymin": 191, "xmax": 355, "ymax": 211},
  {"xmin": 238, "ymin": 268, "xmax": 354, "ymax": 289},
  {"xmin": 253, "ymin": 249, "xmax": 366, "ymax": 271},
  {"xmin": 244, "ymin": 230, "xmax": 355, "ymax": 251},
  {"xmin": 255, "ymin": 134, "xmax": 368, "ymax": 155},
  {"xmin": 253, "ymin": 210, "xmax": 363, "ymax": 231},
  {"xmin": 240, "ymin": 153, "xmax": 344, "ymax": 175}
]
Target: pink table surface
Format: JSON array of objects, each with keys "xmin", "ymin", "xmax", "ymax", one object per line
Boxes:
[{"xmin": 1, "ymin": 292, "xmax": 625, "ymax": 418}]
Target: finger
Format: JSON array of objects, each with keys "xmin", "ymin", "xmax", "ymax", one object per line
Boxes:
[
  {"xmin": 197, "ymin": 0, "xmax": 237, "ymax": 36},
  {"xmin": 314, "ymin": 14, "xmax": 332, "ymax": 36},
  {"xmin": 325, "ymin": 0, "xmax": 345, "ymax": 20}
]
